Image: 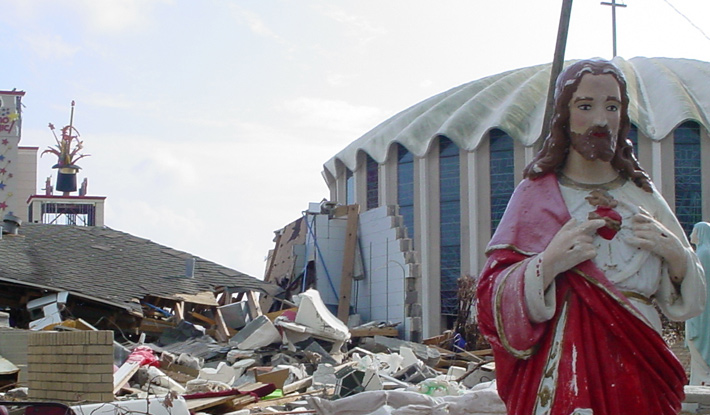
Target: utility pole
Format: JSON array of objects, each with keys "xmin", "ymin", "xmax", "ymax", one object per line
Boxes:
[
  {"xmin": 601, "ymin": 0, "xmax": 627, "ymax": 57},
  {"xmin": 539, "ymin": 0, "xmax": 574, "ymax": 143}
]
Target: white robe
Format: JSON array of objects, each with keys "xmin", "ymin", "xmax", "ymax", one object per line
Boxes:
[{"xmin": 525, "ymin": 176, "xmax": 705, "ymax": 333}]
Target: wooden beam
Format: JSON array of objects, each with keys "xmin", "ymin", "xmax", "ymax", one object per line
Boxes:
[
  {"xmin": 246, "ymin": 290, "xmax": 263, "ymax": 319},
  {"xmin": 337, "ymin": 204, "xmax": 360, "ymax": 323},
  {"xmin": 213, "ymin": 307, "xmax": 231, "ymax": 343},
  {"xmin": 349, "ymin": 326, "xmax": 399, "ymax": 338},
  {"xmin": 174, "ymin": 301, "xmax": 185, "ymax": 321}
]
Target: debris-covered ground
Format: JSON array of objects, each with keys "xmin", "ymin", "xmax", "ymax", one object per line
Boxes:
[
  {"xmin": 2, "ymin": 287, "xmax": 710, "ymax": 414},
  {"xmin": 0, "ymin": 288, "xmax": 507, "ymax": 415}
]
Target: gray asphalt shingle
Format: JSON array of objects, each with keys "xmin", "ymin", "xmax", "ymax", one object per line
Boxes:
[{"xmin": 0, "ymin": 223, "xmax": 277, "ymax": 314}]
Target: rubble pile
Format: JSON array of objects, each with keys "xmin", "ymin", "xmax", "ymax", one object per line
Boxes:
[{"xmin": 0, "ymin": 289, "xmax": 503, "ymax": 415}]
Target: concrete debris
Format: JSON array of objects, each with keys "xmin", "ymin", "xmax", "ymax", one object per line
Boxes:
[
  {"xmin": 230, "ymin": 315, "xmax": 281, "ymax": 350},
  {"xmin": 0, "ymin": 285, "xmax": 513, "ymax": 415}
]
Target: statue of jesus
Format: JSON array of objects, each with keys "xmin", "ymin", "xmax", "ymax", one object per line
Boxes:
[{"xmin": 476, "ymin": 58, "xmax": 706, "ymax": 415}]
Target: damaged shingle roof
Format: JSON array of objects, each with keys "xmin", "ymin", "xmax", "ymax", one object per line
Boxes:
[{"xmin": 0, "ymin": 223, "xmax": 279, "ymax": 315}]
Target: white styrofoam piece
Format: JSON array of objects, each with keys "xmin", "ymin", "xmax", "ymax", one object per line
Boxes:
[
  {"xmin": 198, "ymin": 361, "xmax": 235, "ymax": 384},
  {"xmin": 294, "ymin": 289, "xmax": 350, "ymax": 341}
]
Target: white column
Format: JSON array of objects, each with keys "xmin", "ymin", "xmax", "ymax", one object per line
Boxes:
[
  {"xmin": 464, "ymin": 151, "xmax": 481, "ymax": 275},
  {"xmin": 416, "ymin": 151, "xmax": 441, "ymax": 338},
  {"xmin": 651, "ymin": 139, "xmax": 663, "ymax": 191}
]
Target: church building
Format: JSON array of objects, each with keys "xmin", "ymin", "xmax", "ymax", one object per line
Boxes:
[{"xmin": 322, "ymin": 57, "xmax": 710, "ymax": 337}]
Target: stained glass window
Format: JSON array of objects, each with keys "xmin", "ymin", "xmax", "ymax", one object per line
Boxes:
[
  {"xmin": 439, "ymin": 137, "xmax": 461, "ymax": 315},
  {"xmin": 674, "ymin": 121, "xmax": 702, "ymax": 236},
  {"xmin": 397, "ymin": 144, "xmax": 415, "ymax": 245},
  {"xmin": 489, "ymin": 129, "xmax": 515, "ymax": 235},
  {"xmin": 366, "ymin": 155, "xmax": 379, "ymax": 210}
]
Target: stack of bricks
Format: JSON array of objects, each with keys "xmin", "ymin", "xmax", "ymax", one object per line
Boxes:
[{"xmin": 27, "ymin": 330, "xmax": 114, "ymax": 403}]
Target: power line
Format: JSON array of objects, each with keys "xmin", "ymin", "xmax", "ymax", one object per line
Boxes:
[{"xmin": 661, "ymin": 0, "xmax": 710, "ymax": 42}]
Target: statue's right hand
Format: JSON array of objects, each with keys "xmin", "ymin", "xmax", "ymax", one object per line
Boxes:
[{"xmin": 540, "ymin": 218, "xmax": 605, "ymax": 288}]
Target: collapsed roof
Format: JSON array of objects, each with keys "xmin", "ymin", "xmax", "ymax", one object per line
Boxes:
[{"xmin": 0, "ymin": 223, "xmax": 279, "ymax": 317}]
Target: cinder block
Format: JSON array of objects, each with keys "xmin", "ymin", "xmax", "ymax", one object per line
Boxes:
[
  {"xmin": 85, "ymin": 364, "xmax": 111, "ymax": 374},
  {"xmin": 405, "ymin": 290, "xmax": 418, "ymax": 304},
  {"xmin": 409, "ymin": 316, "xmax": 422, "ymax": 332},
  {"xmin": 64, "ymin": 354, "xmax": 79, "ymax": 364},
  {"xmin": 87, "ymin": 345, "xmax": 113, "ymax": 355},
  {"xmin": 84, "ymin": 382, "xmax": 113, "ymax": 393}
]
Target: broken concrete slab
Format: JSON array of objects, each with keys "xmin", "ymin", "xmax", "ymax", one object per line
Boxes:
[
  {"xmin": 230, "ymin": 358, "xmax": 256, "ymax": 381},
  {"xmin": 312, "ymin": 363, "xmax": 337, "ymax": 388},
  {"xmin": 366, "ymin": 335, "xmax": 440, "ymax": 367},
  {"xmin": 229, "ymin": 315, "xmax": 281, "ymax": 350},
  {"xmin": 219, "ymin": 301, "xmax": 252, "ymax": 330},
  {"xmin": 198, "ymin": 361, "xmax": 236, "ymax": 385},
  {"xmin": 462, "ymin": 361, "xmax": 496, "ymax": 388}
]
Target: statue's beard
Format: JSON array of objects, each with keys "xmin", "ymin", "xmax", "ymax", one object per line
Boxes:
[{"xmin": 569, "ymin": 126, "xmax": 617, "ymax": 162}]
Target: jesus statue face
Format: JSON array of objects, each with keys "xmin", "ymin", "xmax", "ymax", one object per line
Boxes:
[{"xmin": 567, "ymin": 73, "xmax": 622, "ymax": 162}]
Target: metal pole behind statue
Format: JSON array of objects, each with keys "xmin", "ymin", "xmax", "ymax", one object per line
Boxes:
[{"xmin": 539, "ymin": 0, "xmax": 574, "ymax": 144}]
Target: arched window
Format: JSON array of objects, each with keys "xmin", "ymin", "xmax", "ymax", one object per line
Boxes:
[
  {"xmin": 345, "ymin": 168, "xmax": 355, "ymax": 205},
  {"xmin": 489, "ymin": 129, "xmax": 515, "ymax": 235},
  {"xmin": 397, "ymin": 144, "xmax": 415, "ymax": 244},
  {"xmin": 674, "ymin": 121, "xmax": 702, "ymax": 236},
  {"xmin": 366, "ymin": 155, "xmax": 379, "ymax": 210},
  {"xmin": 439, "ymin": 137, "xmax": 461, "ymax": 315}
]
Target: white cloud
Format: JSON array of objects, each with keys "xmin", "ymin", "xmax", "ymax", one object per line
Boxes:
[
  {"xmin": 316, "ymin": 5, "xmax": 386, "ymax": 46},
  {"xmin": 22, "ymin": 33, "xmax": 79, "ymax": 60},
  {"xmin": 229, "ymin": 6, "xmax": 282, "ymax": 41},
  {"xmin": 82, "ymin": 93, "xmax": 160, "ymax": 111},
  {"xmin": 77, "ymin": 0, "xmax": 166, "ymax": 33},
  {"xmin": 326, "ymin": 72, "xmax": 357, "ymax": 87},
  {"xmin": 281, "ymin": 97, "xmax": 386, "ymax": 136}
]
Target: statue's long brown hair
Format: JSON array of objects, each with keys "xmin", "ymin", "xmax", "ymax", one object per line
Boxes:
[{"xmin": 523, "ymin": 59, "xmax": 653, "ymax": 193}]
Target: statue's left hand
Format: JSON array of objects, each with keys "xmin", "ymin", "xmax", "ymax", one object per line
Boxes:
[{"xmin": 626, "ymin": 207, "xmax": 687, "ymax": 283}]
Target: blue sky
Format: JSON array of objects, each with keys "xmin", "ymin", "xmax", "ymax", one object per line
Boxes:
[{"xmin": 2, "ymin": 0, "xmax": 709, "ymax": 278}]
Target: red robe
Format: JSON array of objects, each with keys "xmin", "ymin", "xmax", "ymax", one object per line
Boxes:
[{"xmin": 476, "ymin": 173, "xmax": 686, "ymax": 415}]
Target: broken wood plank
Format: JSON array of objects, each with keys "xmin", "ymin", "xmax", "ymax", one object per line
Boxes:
[
  {"xmin": 189, "ymin": 311, "xmax": 215, "ymax": 326},
  {"xmin": 138, "ymin": 317, "xmax": 176, "ymax": 334},
  {"xmin": 213, "ymin": 307, "xmax": 230, "ymax": 343},
  {"xmin": 174, "ymin": 301, "xmax": 185, "ymax": 321},
  {"xmin": 350, "ymin": 326, "xmax": 398, "ymax": 338},
  {"xmin": 282, "ymin": 376, "xmax": 313, "ymax": 395},
  {"xmin": 337, "ymin": 204, "xmax": 360, "ymax": 323},
  {"xmin": 185, "ymin": 395, "xmax": 236, "ymax": 412},
  {"xmin": 113, "ymin": 361, "xmax": 141, "ymax": 394},
  {"xmin": 184, "ymin": 382, "xmax": 271, "ymax": 411}
]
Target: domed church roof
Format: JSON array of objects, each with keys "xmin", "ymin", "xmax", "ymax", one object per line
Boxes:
[{"xmin": 324, "ymin": 57, "xmax": 710, "ymax": 177}]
